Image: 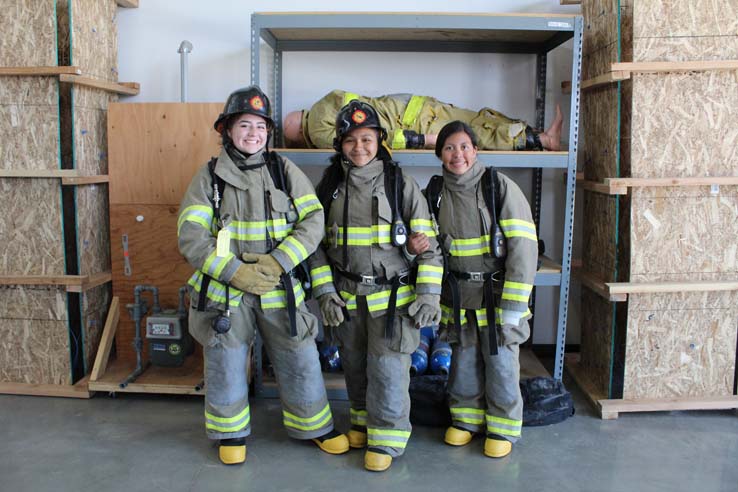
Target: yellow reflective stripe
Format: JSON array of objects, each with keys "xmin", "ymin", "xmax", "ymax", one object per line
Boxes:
[
  {"xmin": 416, "ymin": 264, "xmax": 443, "ymax": 285},
  {"xmin": 456, "ymin": 417, "xmax": 485, "ymax": 424},
  {"xmin": 331, "ymin": 225, "xmax": 392, "ymax": 246},
  {"xmin": 339, "ymin": 291, "xmax": 358, "ymax": 310},
  {"xmin": 364, "ymin": 285, "xmax": 415, "ymax": 312},
  {"xmin": 450, "ymin": 235, "xmax": 491, "ymax": 257},
  {"xmin": 502, "ymin": 281, "xmax": 534, "ymax": 303},
  {"xmin": 205, "ymin": 406, "xmax": 250, "ymax": 424},
  {"xmin": 202, "ymin": 250, "xmax": 234, "ymax": 278},
  {"xmin": 391, "ymin": 129, "xmax": 406, "ymax": 149},
  {"xmin": 277, "ymin": 236, "xmax": 308, "ymax": 267},
  {"xmin": 294, "ymin": 194, "xmax": 322, "ymax": 221},
  {"xmin": 178, "ymin": 205, "xmax": 214, "ymax": 235},
  {"xmin": 367, "ymin": 429, "xmax": 411, "ymax": 437},
  {"xmin": 486, "ymin": 415, "xmax": 522, "ymax": 427},
  {"xmin": 401, "ymin": 95, "xmax": 426, "ymax": 127},
  {"xmin": 310, "ymin": 265, "xmax": 334, "ymax": 287},
  {"xmin": 487, "ymin": 426, "xmax": 521, "ymax": 437},
  {"xmin": 283, "ymin": 404, "xmax": 332, "ymax": 431},
  {"xmin": 368, "ymin": 440, "xmax": 408, "ymax": 448},
  {"xmin": 188, "ymin": 271, "xmax": 243, "ymax": 306},
  {"xmin": 409, "ymin": 218, "xmax": 436, "ymax": 237},
  {"xmin": 499, "ymin": 218, "xmax": 537, "ymax": 241},
  {"xmin": 451, "ymin": 407, "xmax": 485, "ymax": 415},
  {"xmin": 229, "ymin": 219, "xmax": 293, "ymax": 241},
  {"xmin": 343, "ymin": 92, "xmax": 359, "ymax": 104},
  {"xmin": 260, "ymin": 282, "xmax": 306, "ymax": 309},
  {"xmin": 504, "ymin": 281, "xmax": 533, "ymax": 292},
  {"xmin": 441, "ymin": 303, "xmax": 531, "ymax": 327}
]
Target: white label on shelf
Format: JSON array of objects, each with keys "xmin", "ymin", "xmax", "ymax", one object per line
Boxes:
[
  {"xmin": 548, "ymin": 21, "xmax": 571, "ymax": 28},
  {"xmin": 710, "ymin": 184, "xmax": 720, "ymax": 195}
]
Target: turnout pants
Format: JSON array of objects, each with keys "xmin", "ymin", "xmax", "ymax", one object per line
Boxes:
[
  {"xmin": 441, "ymin": 312, "xmax": 529, "ymax": 443},
  {"xmin": 189, "ymin": 299, "xmax": 334, "ymax": 440},
  {"xmin": 333, "ymin": 296, "xmax": 419, "ymax": 458}
]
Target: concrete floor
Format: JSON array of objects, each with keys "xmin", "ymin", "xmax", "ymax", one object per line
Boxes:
[{"xmin": 1, "ymin": 376, "xmax": 737, "ymax": 492}]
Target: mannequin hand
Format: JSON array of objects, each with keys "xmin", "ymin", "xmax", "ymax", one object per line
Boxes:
[
  {"xmin": 319, "ymin": 292, "xmax": 346, "ymax": 327},
  {"xmin": 408, "ymin": 294, "xmax": 441, "ymax": 328}
]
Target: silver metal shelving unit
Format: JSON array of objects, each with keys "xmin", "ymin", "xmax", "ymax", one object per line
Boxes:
[{"xmin": 250, "ymin": 12, "xmax": 583, "ymax": 391}]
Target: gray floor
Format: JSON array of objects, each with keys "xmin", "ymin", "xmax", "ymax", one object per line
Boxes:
[{"xmin": 1, "ymin": 375, "xmax": 737, "ymax": 492}]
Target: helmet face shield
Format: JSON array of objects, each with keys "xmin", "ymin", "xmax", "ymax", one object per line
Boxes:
[
  {"xmin": 214, "ymin": 85, "xmax": 274, "ymax": 134},
  {"xmin": 333, "ymin": 100, "xmax": 387, "ymax": 151}
]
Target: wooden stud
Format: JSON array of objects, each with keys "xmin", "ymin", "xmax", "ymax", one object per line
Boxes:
[
  {"xmin": 613, "ymin": 60, "xmax": 738, "ymax": 75},
  {"xmin": 599, "ymin": 395, "xmax": 738, "ymax": 416},
  {"xmin": 0, "ymin": 378, "xmax": 91, "ymax": 399},
  {"xmin": 560, "ymin": 0, "xmax": 581, "ymax": 4},
  {"xmin": 576, "ymin": 271, "xmax": 628, "ymax": 302},
  {"xmin": 607, "ymin": 280, "xmax": 738, "ymax": 296},
  {"xmin": 66, "ymin": 272, "xmax": 113, "ymax": 293},
  {"xmin": 90, "ymin": 297, "xmax": 120, "ymax": 382},
  {"xmin": 59, "ymin": 74, "xmax": 140, "ymax": 95},
  {"xmin": 581, "ymin": 71, "xmax": 629, "ymax": 91},
  {"xmin": 0, "ymin": 66, "xmax": 81, "ymax": 76},
  {"xmin": 0, "ymin": 272, "xmax": 111, "ymax": 292},
  {"xmin": 116, "ymin": 0, "xmax": 139, "ymax": 7},
  {"xmin": 0, "ymin": 170, "xmax": 109, "ymax": 185},
  {"xmin": 605, "ymin": 176, "xmax": 738, "ymax": 189},
  {"xmin": 61, "ymin": 175, "xmax": 110, "ymax": 186}
]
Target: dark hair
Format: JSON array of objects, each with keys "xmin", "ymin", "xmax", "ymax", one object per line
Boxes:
[{"xmin": 434, "ymin": 120, "xmax": 478, "ymax": 157}]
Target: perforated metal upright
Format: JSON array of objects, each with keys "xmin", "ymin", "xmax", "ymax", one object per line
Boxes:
[{"xmin": 250, "ymin": 12, "xmax": 583, "ymax": 393}]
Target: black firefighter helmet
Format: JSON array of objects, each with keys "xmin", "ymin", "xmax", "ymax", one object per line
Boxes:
[
  {"xmin": 214, "ymin": 85, "xmax": 274, "ymax": 134},
  {"xmin": 333, "ymin": 100, "xmax": 388, "ymax": 151}
]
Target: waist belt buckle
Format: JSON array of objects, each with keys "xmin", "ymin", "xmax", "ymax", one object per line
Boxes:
[
  {"xmin": 469, "ymin": 272, "xmax": 484, "ymax": 282},
  {"xmin": 360, "ymin": 275, "xmax": 376, "ymax": 286}
]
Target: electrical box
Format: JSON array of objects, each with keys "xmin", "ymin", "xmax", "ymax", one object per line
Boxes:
[{"xmin": 145, "ymin": 310, "xmax": 193, "ymax": 367}]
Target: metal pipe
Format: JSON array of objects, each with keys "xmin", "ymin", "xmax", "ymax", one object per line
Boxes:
[
  {"xmin": 177, "ymin": 40, "xmax": 193, "ymax": 102},
  {"xmin": 120, "ymin": 285, "xmax": 158, "ymax": 388}
]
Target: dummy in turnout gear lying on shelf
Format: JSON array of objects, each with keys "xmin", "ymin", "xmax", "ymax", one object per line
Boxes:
[
  {"xmin": 282, "ymin": 89, "xmax": 563, "ymax": 151},
  {"xmin": 177, "ymin": 85, "xmax": 349, "ymax": 466}
]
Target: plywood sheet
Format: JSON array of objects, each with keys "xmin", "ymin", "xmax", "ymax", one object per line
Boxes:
[
  {"xmin": 57, "ymin": 0, "xmax": 118, "ymax": 81},
  {"xmin": 630, "ymin": 72, "xmax": 738, "ymax": 178},
  {"xmin": 0, "ymin": 286, "xmax": 67, "ymax": 321},
  {"xmin": 0, "ymin": 77, "xmax": 60, "ymax": 171},
  {"xmin": 630, "ymin": 187, "xmax": 738, "ymax": 282},
  {"xmin": 107, "ymin": 103, "xmax": 222, "ymax": 205},
  {"xmin": 0, "ymin": 179, "xmax": 64, "ymax": 276},
  {"xmin": 110, "ymin": 204, "xmax": 193, "ymax": 361},
  {"xmin": 582, "ymin": 190, "xmax": 618, "ymax": 281},
  {"xmin": 581, "ymin": 85, "xmax": 619, "ymax": 180},
  {"xmin": 579, "ymin": 285, "xmax": 615, "ymax": 397},
  {"xmin": 623, "ymin": 291, "xmax": 738, "ymax": 399},
  {"xmin": 76, "ymin": 184, "xmax": 111, "ymax": 276},
  {"xmin": 0, "ymin": 318, "xmax": 71, "ymax": 385},
  {"xmin": 0, "ymin": 0, "xmax": 57, "ymax": 66},
  {"xmin": 72, "ymin": 86, "xmax": 115, "ymax": 175}
]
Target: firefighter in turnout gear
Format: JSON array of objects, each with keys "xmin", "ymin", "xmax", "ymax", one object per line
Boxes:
[
  {"xmin": 408, "ymin": 121, "xmax": 538, "ymax": 459},
  {"xmin": 308, "ymin": 100, "xmax": 444, "ymax": 472},
  {"xmin": 282, "ymin": 89, "xmax": 563, "ymax": 152},
  {"xmin": 177, "ymin": 86, "xmax": 348, "ymax": 465}
]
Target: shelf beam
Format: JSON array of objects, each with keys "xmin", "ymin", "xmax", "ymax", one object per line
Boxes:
[
  {"xmin": 607, "ymin": 280, "xmax": 738, "ymax": 296},
  {"xmin": 116, "ymin": 0, "xmax": 139, "ymax": 7},
  {"xmin": 581, "ymin": 60, "xmax": 738, "ymax": 91},
  {"xmin": 579, "ymin": 176, "xmax": 738, "ymax": 195},
  {"xmin": 0, "ymin": 271, "xmax": 112, "ymax": 292},
  {"xmin": 0, "ymin": 169, "xmax": 109, "ymax": 185},
  {"xmin": 0, "ymin": 66, "xmax": 82, "ymax": 76}
]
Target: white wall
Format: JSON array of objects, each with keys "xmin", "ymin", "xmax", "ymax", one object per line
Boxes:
[{"xmin": 117, "ymin": 0, "xmax": 582, "ymax": 345}]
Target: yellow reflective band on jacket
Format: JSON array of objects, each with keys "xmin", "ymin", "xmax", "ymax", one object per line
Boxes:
[
  {"xmin": 201, "ymin": 250, "xmax": 235, "ymax": 279},
  {"xmin": 310, "ymin": 265, "xmax": 334, "ymax": 288},
  {"xmin": 391, "ymin": 129, "xmax": 407, "ymax": 149},
  {"xmin": 499, "ymin": 218, "xmax": 537, "ymax": 242},
  {"xmin": 410, "ymin": 218, "xmax": 437, "ymax": 237},
  {"xmin": 329, "ymin": 225, "xmax": 392, "ymax": 246},
  {"xmin": 486, "ymin": 414, "xmax": 522, "ymax": 437},
  {"xmin": 294, "ymin": 193, "xmax": 322, "ymax": 221},
  {"xmin": 450, "ymin": 407, "xmax": 485, "ymax": 425},
  {"xmin": 401, "ymin": 95, "xmax": 426, "ymax": 128},
  {"xmin": 340, "ymin": 285, "xmax": 416, "ymax": 312},
  {"xmin": 502, "ymin": 281, "xmax": 534, "ymax": 303},
  {"xmin": 178, "ymin": 205, "xmax": 214, "ymax": 235},
  {"xmin": 283, "ymin": 403, "xmax": 332, "ymax": 432},
  {"xmin": 440, "ymin": 304, "xmax": 531, "ymax": 327},
  {"xmin": 343, "ymin": 92, "xmax": 359, "ymax": 104},
  {"xmin": 350, "ymin": 408, "xmax": 368, "ymax": 426},
  {"xmin": 416, "ymin": 264, "xmax": 443, "ymax": 286},
  {"xmin": 188, "ymin": 271, "xmax": 243, "ymax": 307},
  {"xmin": 260, "ymin": 281, "xmax": 306, "ymax": 310},
  {"xmin": 205, "ymin": 406, "xmax": 251, "ymax": 433},
  {"xmin": 367, "ymin": 428, "xmax": 411, "ymax": 448},
  {"xmin": 449, "ymin": 235, "xmax": 491, "ymax": 257},
  {"xmin": 276, "ymin": 236, "xmax": 309, "ymax": 269},
  {"xmin": 229, "ymin": 218, "xmax": 293, "ymax": 241}
]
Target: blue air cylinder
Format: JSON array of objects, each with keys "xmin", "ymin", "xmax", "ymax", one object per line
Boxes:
[
  {"xmin": 419, "ymin": 325, "xmax": 437, "ymax": 343},
  {"xmin": 410, "ymin": 335, "xmax": 430, "ymax": 376},
  {"xmin": 319, "ymin": 345, "xmax": 342, "ymax": 372},
  {"xmin": 430, "ymin": 339, "xmax": 452, "ymax": 375}
]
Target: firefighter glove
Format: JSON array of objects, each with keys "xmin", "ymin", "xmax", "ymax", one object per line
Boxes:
[
  {"xmin": 408, "ymin": 294, "xmax": 441, "ymax": 328},
  {"xmin": 230, "ymin": 262, "xmax": 280, "ymax": 295},
  {"xmin": 319, "ymin": 292, "xmax": 346, "ymax": 327},
  {"xmin": 242, "ymin": 252, "xmax": 284, "ymax": 278}
]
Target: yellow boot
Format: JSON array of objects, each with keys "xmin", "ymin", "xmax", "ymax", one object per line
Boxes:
[
  {"xmin": 312, "ymin": 430, "xmax": 350, "ymax": 455},
  {"xmin": 219, "ymin": 438, "xmax": 246, "ymax": 465},
  {"xmin": 444, "ymin": 426, "xmax": 474, "ymax": 446},
  {"xmin": 347, "ymin": 426, "xmax": 367, "ymax": 448},
  {"xmin": 484, "ymin": 437, "xmax": 512, "ymax": 458},
  {"xmin": 364, "ymin": 448, "xmax": 392, "ymax": 472}
]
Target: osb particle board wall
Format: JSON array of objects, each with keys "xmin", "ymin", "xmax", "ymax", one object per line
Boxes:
[
  {"xmin": 108, "ymin": 103, "xmax": 222, "ymax": 362},
  {"xmin": 577, "ymin": 0, "xmax": 738, "ymax": 400}
]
